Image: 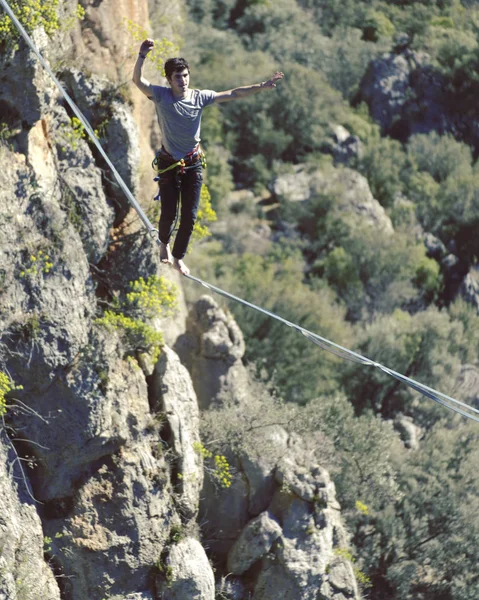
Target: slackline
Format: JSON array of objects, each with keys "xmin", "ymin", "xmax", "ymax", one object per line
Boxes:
[{"xmin": 2, "ymin": 0, "xmax": 479, "ymax": 423}]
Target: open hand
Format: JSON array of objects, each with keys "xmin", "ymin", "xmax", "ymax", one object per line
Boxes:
[
  {"xmin": 139, "ymin": 39, "xmax": 155, "ymax": 56},
  {"xmin": 262, "ymin": 71, "xmax": 284, "ymax": 88}
]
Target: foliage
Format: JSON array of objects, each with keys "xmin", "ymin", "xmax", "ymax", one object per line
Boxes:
[
  {"xmin": 0, "ymin": 372, "xmax": 12, "ymax": 416},
  {"xmin": 362, "ymin": 10, "xmax": 395, "ymax": 42},
  {"xmin": 343, "ymin": 307, "xmax": 467, "ymax": 425},
  {"xmin": 193, "ymin": 441, "xmax": 232, "ymax": 488},
  {"xmin": 123, "ymin": 19, "xmax": 180, "ymax": 76},
  {"xmin": 19, "ymin": 250, "xmax": 53, "ymax": 278},
  {"xmin": 95, "ymin": 275, "xmax": 177, "ymax": 361},
  {"xmin": 126, "ymin": 275, "xmax": 178, "ymax": 319},
  {"xmin": 214, "ymin": 250, "xmax": 353, "ymax": 402},
  {"xmin": 0, "ymin": 372, "xmax": 23, "ymax": 416},
  {"xmin": 190, "ymin": 184, "xmax": 217, "ymax": 245},
  {"xmin": 96, "ymin": 310, "xmax": 164, "ymax": 362},
  {"xmin": 0, "ymin": 1, "xmax": 84, "ymax": 47}
]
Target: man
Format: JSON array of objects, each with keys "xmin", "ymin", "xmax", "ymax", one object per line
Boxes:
[{"xmin": 133, "ymin": 38, "xmax": 284, "ymax": 276}]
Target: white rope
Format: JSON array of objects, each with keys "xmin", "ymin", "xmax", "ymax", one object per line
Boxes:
[
  {"xmin": 185, "ymin": 274, "xmax": 479, "ymax": 423},
  {"xmin": 3, "ymin": 0, "xmax": 478, "ymax": 423}
]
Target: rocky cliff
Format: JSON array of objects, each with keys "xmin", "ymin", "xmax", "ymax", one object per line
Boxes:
[{"xmin": 0, "ymin": 2, "xmax": 360, "ymax": 599}]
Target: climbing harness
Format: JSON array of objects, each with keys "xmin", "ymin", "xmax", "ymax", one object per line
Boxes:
[
  {"xmin": 152, "ymin": 145, "xmax": 206, "ymax": 202},
  {"xmin": 3, "ymin": 0, "xmax": 479, "ymax": 423}
]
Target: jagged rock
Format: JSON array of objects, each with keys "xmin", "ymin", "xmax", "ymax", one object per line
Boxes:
[
  {"xmin": 0, "ymin": 29, "xmax": 54, "ymax": 130},
  {"xmin": 250, "ymin": 436, "xmax": 358, "ymax": 600},
  {"xmin": 43, "ymin": 439, "xmax": 172, "ymax": 600},
  {"xmin": 216, "ymin": 576, "xmax": 249, "ymax": 600},
  {"xmin": 459, "ymin": 264, "xmax": 479, "ymax": 312},
  {"xmin": 423, "ymin": 233, "xmax": 448, "ymax": 261},
  {"xmin": 359, "ymin": 48, "xmax": 479, "ymax": 146},
  {"xmin": 393, "ymin": 414, "xmax": 422, "ymax": 450},
  {"xmin": 0, "ymin": 144, "xmax": 95, "ymax": 385},
  {"xmin": 360, "ymin": 50, "xmax": 424, "ymax": 135},
  {"xmin": 97, "ymin": 209, "xmax": 188, "ymax": 349},
  {"xmin": 200, "ymin": 472, "xmax": 250, "ymax": 556},
  {"xmin": 152, "ymin": 345, "xmax": 203, "ymax": 518},
  {"xmin": 329, "ymin": 125, "xmax": 362, "ymax": 164},
  {"xmin": 61, "ymin": 68, "xmax": 140, "ymax": 221},
  {"xmin": 227, "ymin": 512, "xmax": 282, "ymax": 575},
  {"xmin": 273, "ymin": 164, "xmax": 393, "ymax": 233},
  {"xmin": 240, "ymin": 425, "xmax": 289, "ymax": 516},
  {"xmin": 175, "ymin": 295, "xmax": 249, "ymax": 408},
  {"xmin": 158, "ymin": 538, "xmax": 215, "ymax": 600},
  {"xmin": 0, "ymin": 435, "xmax": 61, "ymax": 600},
  {"xmin": 44, "ymin": 104, "xmax": 116, "ymax": 264},
  {"xmin": 453, "ymin": 364, "xmax": 479, "ymax": 409},
  {"xmin": 6, "ymin": 327, "xmax": 151, "ymax": 501}
]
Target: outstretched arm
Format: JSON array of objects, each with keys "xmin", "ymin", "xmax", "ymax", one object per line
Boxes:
[
  {"xmin": 132, "ymin": 39, "xmax": 155, "ymax": 98},
  {"xmin": 214, "ymin": 71, "xmax": 284, "ymax": 104}
]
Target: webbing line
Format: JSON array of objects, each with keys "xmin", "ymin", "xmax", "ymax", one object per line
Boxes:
[
  {"xmin": 3, "ymin": 0, "xmax": 478, "ymax": 423},
  {"xmin": 186, "ymin": 274, "xmax": 479, "ymax": 423}
]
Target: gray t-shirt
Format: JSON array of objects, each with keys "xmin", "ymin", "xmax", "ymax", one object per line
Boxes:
[{"xmin": 150, "ymin": 85, "xmax": 217, "ymax": 160}]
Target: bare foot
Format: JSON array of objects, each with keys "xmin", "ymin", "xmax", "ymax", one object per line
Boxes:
[
  {"xmin": 173, "ymin": 258, "xmax": 190, "ymax": 276},
  {"xmin": 159, "ymin": 242, "xmax": 173, "ymax": 264}
]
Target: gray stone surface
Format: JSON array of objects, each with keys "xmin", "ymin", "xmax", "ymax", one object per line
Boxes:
[
  {"xmin": 176, "ymin": 295, "xmax": 249, "ymax": 409},
  {"xmin": 158, "ymin": 538, "xmax": 215, "ymax": 600},
  {"xmin": 240, "ymin": 425, "xmax": 289, "ymax": 516},
  {"xmin": 274, "ymin": 164, "xmax": 393, "ymax": 233},
  {"xmin": 227, "ymin": 512, "xmax": 282, "ymax": 575},
  {"xmin": 43, "ymin": 439, "xmax": 172, "ymax": 600},
  {"xmin": 0, "ymin": 436, "xmax": 61, "ymax": 600},
  {"xmin": 152, "ymin": 345, "xmax": 203, "ymax": 519}
]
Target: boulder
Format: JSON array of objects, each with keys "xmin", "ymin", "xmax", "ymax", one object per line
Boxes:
[
  {"xmin": 7, "ymin": 328, "xmax": 150, "ymax": 501},
  {"xmin": 158, "ymin": 538, "xmax": 215, "ymax": 600},
  {"xmin": 359, "ymin": 47, "xmax": 479, "ymax": 147},
  {"xmin": 273, "ymin": 164, "xmax": 393, "ymax": 233},
  {"xmin": 152, "ymin": 346, "xmax": 203, "ymax": 518},
  {"xmin": 227, "ymin": 512, "xmax": 282, "ymax": 575},
  {"xmin": 175, "ymin": 295, "xmax": 249, "ymax": 409}
]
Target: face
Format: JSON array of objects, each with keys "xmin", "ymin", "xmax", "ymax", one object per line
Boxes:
[{"xmin": 168, "ymin": 68, "xmax": 190, "ymax": 97}]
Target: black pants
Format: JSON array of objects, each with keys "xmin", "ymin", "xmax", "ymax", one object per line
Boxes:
[{"xmin": 157, "ymin": 159, "xmax": 203, "ymax": 259}]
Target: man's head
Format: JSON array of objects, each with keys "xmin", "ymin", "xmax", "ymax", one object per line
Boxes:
[
  {"xmin": 164, "ymin": 58, "xmax": 190, "ymax": 97},
  {"xmin": 164, "ymin": 57, "xmax": 190, "ymax": 81}
]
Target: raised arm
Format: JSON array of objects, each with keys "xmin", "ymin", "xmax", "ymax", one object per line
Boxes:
[
  {"xmin": 132, "ymin": 39, "xmax": 155, "ymax": 98},
  {"xmin": 214, "ymin": 71, "xmax": 284, "ymax": 104}
]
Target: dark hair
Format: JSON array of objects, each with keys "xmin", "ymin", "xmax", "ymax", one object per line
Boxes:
[{"xmin": 164, "ymin": 57, "xmax": 190, "ymax": 80}]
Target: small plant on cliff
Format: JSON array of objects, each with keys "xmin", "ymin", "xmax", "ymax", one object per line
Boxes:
[
  {"xmin": 0, "ymin": 372, "xmax": 13, "ymax": 415},
  {"xmin": 126, "ymin": 275, "xmax": 177, "ymax": 318},
  {"xmin": 18, "ymin": 250, "xmax": 54, "ymax": 279},
  {"xmin": 190, "ymin": 185, "xmax": 217, "ymax": 246},
  {"xmin": 95, "ymin": 275, "xmax": 177, "ymax": 362},
  {"xmin": 0, "ymin": 1, "xmax": 85, "ymax": 47},
  {"xmin": 193, "ymin": 441, "xmax": 233, "ymax": 489}
]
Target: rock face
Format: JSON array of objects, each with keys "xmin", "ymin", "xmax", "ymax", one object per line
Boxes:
[
  {"xmin": 181, "ymin": 298, "xmax": 359, "ymax": 599},
  {"xmin": 0, "ymin": 4, "xmax": 360, "ymax": 600},
  {"xmin": 157, "ymin": 538, "xmax": 215, "ymax": 600},
  {"xmin": 0, "ymin": 435, "xmax": 61, "ymax": 600},
  {"xmin": 0, "ymin": 10, "xmax": 203, "ymax": 600},
  {"xmin": 273, "ymin": 163, "xmax": 393, "ymax": 233},
  {"xmin": 359, "ymin": 47, "xmax": 479, "ymax": 147},
  {"xmin": 175, "ymin": 295, "xmax": 249, "ymax": 409}
]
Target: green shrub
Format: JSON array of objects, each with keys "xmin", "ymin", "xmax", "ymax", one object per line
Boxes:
[
  {"xmin": 96, "ymin": 275, "xmax": 177, "ymax": 361},
  {"xmin": 0, "ymin": 1, "xmax": 85, "ymax": 47}
]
